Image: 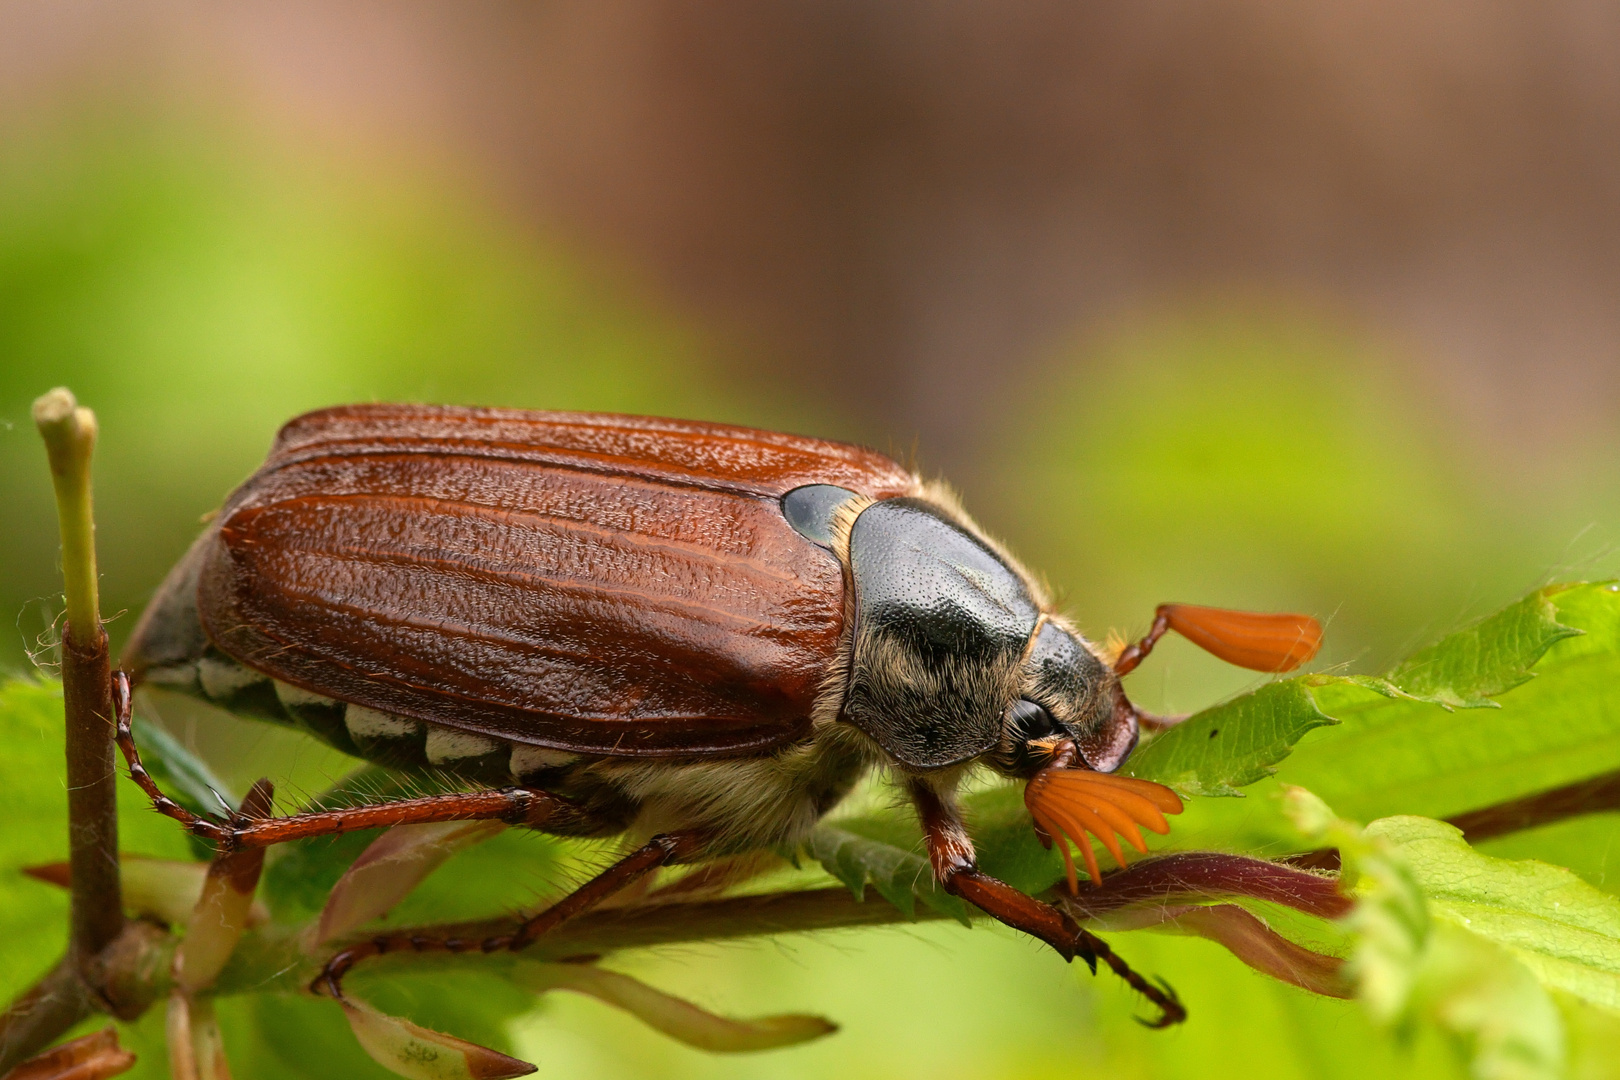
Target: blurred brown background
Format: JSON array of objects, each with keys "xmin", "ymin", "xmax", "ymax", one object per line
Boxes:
[{"xmin": 9, "ymin": 1, "xmax": 1619, "ymax": 470}]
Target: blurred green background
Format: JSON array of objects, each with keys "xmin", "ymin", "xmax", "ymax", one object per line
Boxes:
[{"xmin": 4, "ymin": 7, "xmax": 1620, "ymax": 1078}]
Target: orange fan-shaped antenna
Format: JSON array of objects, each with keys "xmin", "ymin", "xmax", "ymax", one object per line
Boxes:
[
  {"xmin": 1114, "ymin": 604, "xmax": 1321, "ymax": 677},
  {"xmin": 1024, "ymin": 768, "xmax": 1184, "ymax": 892},
  {"xmin": 1161, "ymin": 604, "xmax": 1321, "ymax": 673}
]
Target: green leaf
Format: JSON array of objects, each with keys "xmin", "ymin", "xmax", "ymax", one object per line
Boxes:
[
  {"xmin": 1124, "ymin": 680, "xmax": 1337, "ymax": 796},
  {"xmin": 1387, "ymin": 587, "xmax": 1584, "ymax": 708},
  {"xmin": 1125, "ymin": 584, "xmax": 1605, "ymax": 805},
  {"xmin": 1127, "ymin": 582, "xmax": 1620, "ymax": 861},
  {"xmin": 1369, "ymin": 816, "xmax": 1620, "ymax": 1012},
  {"xmin": 1412, "ymin": 925, "xmax": 1566, "ymax": 1080},
  {"xmin": 1286, "ymin": 582, "xmax": 1620, "ymax": 825},
  {"xmin": 1285, "ymin": 793, "xmax": 1571, "ymax": 1080},
  {"xmin": 804, "ymin": 823, "xmax": 970, "ymax": 924}
]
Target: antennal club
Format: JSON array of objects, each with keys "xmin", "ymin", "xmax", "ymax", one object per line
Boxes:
[{"xmin": 1114, "ymin": 603, "xmax": 1322, "ymax": 677}]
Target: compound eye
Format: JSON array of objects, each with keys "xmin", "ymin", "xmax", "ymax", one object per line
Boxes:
[
  {"xmin": 1004, "ymin": 699, "xmax": 1066, "ymax": 774},
  {"xmin": 1008, "ymin": 698, "xmax": 1061, "ymax": 742}
]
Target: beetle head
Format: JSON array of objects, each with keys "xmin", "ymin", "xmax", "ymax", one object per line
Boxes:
[
  {"xmin": 991, "ymin": 620, "xmax": 1139, "ymax": 778},
  {"xmin": 1002, "ymin": 619, "xmax": 1186, "ymax": 892}
]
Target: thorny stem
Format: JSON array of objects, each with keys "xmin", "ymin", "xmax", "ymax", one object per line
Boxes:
[
  {"xmin": 1450, "ymin": 768, "xmax": 1620, "ymax": 842},
  {"xmin": 1283, "ymin": 765, "xmax": 1620, "ymax": 874},
  {"xmin": 60, "ymin": 634, "xmax": 123, "ymax": 969}
]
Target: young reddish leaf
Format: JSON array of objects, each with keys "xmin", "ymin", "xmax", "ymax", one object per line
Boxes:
[
  {"xmin": 192, "ymin": 996, "xmax": 234, "ymax": 1080},
  {"xmin": 317, "ymin": 820, "xmax": 506, "ymax": 944},
  {"xmin": 1140, "ymin": 903, "xmax": 1349, "ymax": 998},
  {"xmin": 175, "ymin": 780, "xmax": 273, "ymax": 994},
  {"xmin": 5, "ymin": 1027, "xmax": 137, "ymax": 1080},
  {"xmin": 24, "ymin": 857, "xmax": 268, "ymax": 929},
  {"xmin": 339, "ymin": 996, "xmax": 536, "ymax": 1080},
  {"xmin": 169, "ymin": 993, "xmax": 238, "ymax": 1080},
  {"xmin": 514, "ymin": 962, "xmax": 837, "ymax": 1052},
  {"xmin": 1065, "ymin": 850, "xmax": 1351, "ymax": 921}
]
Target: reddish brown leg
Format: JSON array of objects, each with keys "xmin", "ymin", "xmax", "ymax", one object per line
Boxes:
[
  {"xmin": 1112, "ymin": 606, "xmax": 1173, "ymax": 677},
  {"xmin": 313, "ymin": 829, "xmax": 708, "ymax": 998},
  {"xmin": 112, "ymin": 671, "xmax": 584, "ymax": 850},
  {"xmin": 1109, "ymin": 610, "xmax": 1189, "ymax": 732},
  {"xmin": 910, "ymin": 781, "xmax": 1185, "ymax": 1027}
]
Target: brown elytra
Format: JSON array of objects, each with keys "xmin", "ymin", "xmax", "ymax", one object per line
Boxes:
[{"xmin": 125, "ymin": 405, "xmax": 914, "ymax": 759}]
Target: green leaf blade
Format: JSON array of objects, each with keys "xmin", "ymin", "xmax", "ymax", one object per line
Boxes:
[
  {"xmin": 1124, "ymin": 679, "xmax": 1337, "ymax": 796},
  {"xmin": 804, "ymin": 823, "xmax": 970, "ymax": 924},
  {"xmin": 1145, "ymin": 582, "xmax": 1620, "ymax": 859},
  {"xmin": 1368, "ymin": 816, "xmax": 1620, "ymax": 1012},
  {"xmin": 1284, "ymin": 582, "xmax": 1620, "ymax": 825},
  {"xmin": 1388, "ymin": 586, "xmax": 1584, "ymax": 707}
]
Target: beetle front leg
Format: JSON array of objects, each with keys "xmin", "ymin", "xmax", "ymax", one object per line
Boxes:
[
  {"xmin": 910, "ymin": 780, "xmax": 1087, "ymax": 960},
  {"xmin": 909, "ymin": 780, "xmax": 1186, "ymax": 1028}
]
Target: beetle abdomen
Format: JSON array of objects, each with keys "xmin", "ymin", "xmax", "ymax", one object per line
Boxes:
[{"xmin": 128, "ymin": 405, "xmax": 916, "ymax": 760}]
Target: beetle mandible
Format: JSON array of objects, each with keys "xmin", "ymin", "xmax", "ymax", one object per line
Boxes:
[{"xmin": 119, "ymin": 404, "xmax": 1322, "ymax": 1026}]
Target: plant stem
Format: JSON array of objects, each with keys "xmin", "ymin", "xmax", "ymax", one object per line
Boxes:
[
  {"xmin": 1449, "ymin": 768, "xmax": 1620, "ymax": 842},
  {"xmin": 219, "ymin": 887, "xmax": 935, "ymax": 995},
  {"xmin": 33, "ymin": 389, "xmax": 124, "ymax": 974},
  {"xmin": 0, "ymin": 959, "xmax": 94, "ymax": 1072},
  {"xmin": 33, "ymin": 389, "xmax": 100, "ymax": 648}
]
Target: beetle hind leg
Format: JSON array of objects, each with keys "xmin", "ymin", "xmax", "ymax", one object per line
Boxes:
[
  {"xmin": 111, "ymin": 670, "xmax": 696, "ymax": 1004},
  {"xmin": 313, "ymin": 828, "xmax": 708, "ymax": 999},
  {"xmin": 112, "ymin": 671, "xmax": 595, "ymax": 850}
]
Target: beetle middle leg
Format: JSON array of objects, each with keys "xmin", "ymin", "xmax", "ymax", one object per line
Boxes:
[
  {"xmin": 313, "ymin": 828, "xmax": 708, "ymax": 999},
  {"xmin": 909, "ymin": 780, "xmax": 1186, "ymax": 1028}
]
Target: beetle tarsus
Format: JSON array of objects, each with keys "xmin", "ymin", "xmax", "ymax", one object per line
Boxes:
[
  {"xmin": 914, "ymin": 779, "xmax": 1183, "ymax": 1025},
  {"xmin": 1080, "ymin": 931, "xmax": 1186, "ymax": 1028},
  {"xmin": 112, "ymin": 670, "xmax": 234, "ymax": 846}
]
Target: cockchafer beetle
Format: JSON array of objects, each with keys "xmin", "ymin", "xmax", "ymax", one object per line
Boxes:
[{"xmin": 119, "ymin": 403, "xmax": 1322, "ymax": 1026}]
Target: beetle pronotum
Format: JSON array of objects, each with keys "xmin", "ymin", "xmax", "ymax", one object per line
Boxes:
[{"xmin": 119, "ymin": 404, "xmax": 1322, "ymax": 1031}]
